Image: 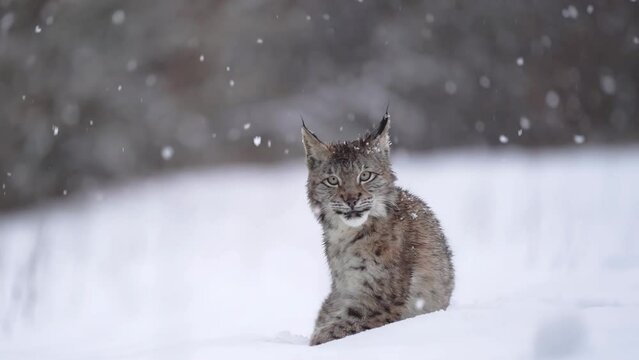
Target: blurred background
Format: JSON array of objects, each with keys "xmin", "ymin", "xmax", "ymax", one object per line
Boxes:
[{"xmin": 1, "ymin": 0, "xmax": 638, "ymax": 211}]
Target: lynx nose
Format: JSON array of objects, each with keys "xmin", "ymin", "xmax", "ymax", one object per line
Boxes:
[{"xmin": 343, "ymin": 193, "xmax": 361, "ymax": 210}]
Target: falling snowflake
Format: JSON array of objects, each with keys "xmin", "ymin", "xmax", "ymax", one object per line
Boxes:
[
  {"xmin": 267, "ymin": 140, "xmax": 272, "ymax": 148},
  {"xmin": 561, "ymin": 5, "xmax": 579, "ymax": 19},
  {"xmin": 499, "ymin": 135, "xmax": 509, "ymax": 144},
  {"xmin": 520, "ymin": 116, "xmax": 531, "ymax": 130},
  {"xmin": 479, "ymin": 76, "xmax": 491, "ymax": 89},
  {"xmin": 516, "ymin": 57, "xmax": 524, "ymax": 66},
  {"xmin": 600, "ymin": 75, "xmax": 616, "ymax": 95},
  {"xmin": 545, "ymin": 90, "xmax": 560, "ymax": 108},
  {"xmin": 243, "ymin": 123, "xmax": 251, "ymax": 130},
  {"xmin": 574, "ymin": 135, "xmax": 585, "ymax": 144},
  {"xmin": 253, "ymin": 136, "xmax": 262, "ymax": 147},
  {"xmin": 126, "ymin": 59, "xmax": 138, "ymax": 72},
  {"xmin": 145, "ymin": 75, "xmax": 157, "ymax": 87},
  {"xmin": 52, "ymin": 125, "xmax": 59, "ymax": 136},
  {"xmin": 444, "ymin": 80, "xmax": 457, "ymax": 95},
  {"xmin": 256, "ymin": 38, "xmax": 264, "ymax": 44},
  {"xmin": 229, "ymin": 79, "xmax": 235, "ymax": 87},
  {"xmin": 34, "ymin": 25, "xmax": 42, "ymax": 33},
  {"xmin": 425, "ymin": 13, "xmax": 435, "ymax": 23},
  {"xmin": 199, "ymin": 54, "xmax": 205, "ymax": 62},
  {"xmin": 117, "ymin": 85, "xmax": 123, "ymax": 91},
  {"xmin": 161, "ymin": 146, "xmax": 174, "ymax": 160},
  {"xmin": 112, "ymin": 10, "xmax": 126, "ymax": 25}
]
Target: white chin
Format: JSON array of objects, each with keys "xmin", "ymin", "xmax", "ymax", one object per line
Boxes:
[{"xmin": 339, "ymin": 212, "xmax": 370, "ymax": 227}]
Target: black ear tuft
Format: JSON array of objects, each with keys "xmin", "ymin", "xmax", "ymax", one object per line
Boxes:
[
  {"xmin": 375, "ymin": 113, "xmax": 390, "ymax": 139},
  {"xmin": 301, "ymin": 120, "xmax": 330, "ymax": 168}
]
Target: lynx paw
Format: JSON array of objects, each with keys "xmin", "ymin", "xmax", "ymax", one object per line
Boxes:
[{"xmin": 309, "ymin": 325, "xmax": 351, "ymax": 346}]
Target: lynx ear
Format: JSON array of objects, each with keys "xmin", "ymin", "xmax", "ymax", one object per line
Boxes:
[
  {"xmin": 371, "ymin": 111, "xmax": 391, "ymax": 155},
  {"xmin": 301, "ymin": 121, "xmax": 330, "ymax": 169}
]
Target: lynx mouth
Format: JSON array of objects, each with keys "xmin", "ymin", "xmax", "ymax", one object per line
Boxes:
[
  {"xmin": 335, "ymin": 208, "xmax": 372, "ymax": 219},
  {"xmin": 336, "ymin": 209, "xmax": 371, "ymax": 227}
]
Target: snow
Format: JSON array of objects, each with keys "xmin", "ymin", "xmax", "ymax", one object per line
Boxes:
[
  {"xmin": 600, "ymin": 75, "xmax": 616, "ymax": 95},
  {"xmin": 574, "ymin": 135, "xmax": 586, "ymax": 144},
  {"xmin": 444, "ymin": 81, "xmax": 457, "ymax": 95},
  {"xmin": 1, "ymin": 13, "xmax": 15, "ymax": 32},
  {"xmin": 1, "ymin": 148, "xmax": 638, "ymax": 360},
  {"xmin": 499, "ymin": 134, "xmax": 509, "ymax": 143},
  {"xmin": 145, "ymin": 75, "xmax": 157, "ymax": 87},
  {"xmin": 253, "ymin": 136, "xmax": 262, "ymax": 146},
  {"xmin": 479, "ymin": 75, "xmax": 491, "ymax": 88},
  {"xmin": 34, "ymin": 25, "xmax": 41, "ymax": 34},
  {"xmin": 111, "ymin": 10, "xmax": 126, "ymax": 25},
  {"xmin": 126, "ymin": 59, "xmax": 138, "ymax": 72},
  {"xmin": 545, "ymin": 90, "xmax": 560, "ymax": 108},
  {"xmin": 562, "ymin": 5, "xmax": 579, "ymax": 19},
  {"xmin": 161, "ymin": 146, "xmax": 175, "ymax": 160},
  {"xmin": 516, "ymin": 57, "xmax": 524, "ymax": 66}
]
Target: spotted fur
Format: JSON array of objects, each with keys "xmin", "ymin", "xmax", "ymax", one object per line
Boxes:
[{"xmin": 302, "ymin": 113, "xmax": 454, "ymax": 346}]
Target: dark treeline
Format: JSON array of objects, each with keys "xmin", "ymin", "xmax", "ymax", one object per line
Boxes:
[{"xmin": 1, "ymin": 0, "xmax": 637, "ymax": 210}]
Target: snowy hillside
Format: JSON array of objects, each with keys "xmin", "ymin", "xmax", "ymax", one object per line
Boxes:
[{"xmin": 1, "ymin": 148, "xmax": 638, "ymax": 360}]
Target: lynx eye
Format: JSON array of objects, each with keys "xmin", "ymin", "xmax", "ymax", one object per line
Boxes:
[
  {"xmin": 324, "ymin": 176, "xmax": 340, "ymax": 187},
  {"xmin": 359, "ymin": 171, "xmax": 375, "ymax": 183}
]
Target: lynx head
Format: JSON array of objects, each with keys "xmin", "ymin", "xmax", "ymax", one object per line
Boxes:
[{"xmin": 302, "ymin": 113, "xmax": 397, "ymax": 228}]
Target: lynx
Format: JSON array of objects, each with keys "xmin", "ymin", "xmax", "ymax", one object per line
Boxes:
[{"xmin": 302, "ymin": 111, "xmax": 454, "ymax": 346}]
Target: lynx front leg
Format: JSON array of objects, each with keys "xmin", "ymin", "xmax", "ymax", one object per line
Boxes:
[
  {"xmin": 310, "ymin": 293, "xmax": 360, "ymax": 346},
  {"xmin": 310, "ymin": 318, "xmax": 363, "ymax": 346},
  {"xmin": 310, "ymin": 303, "xmax": 402, "ymax": 345}
]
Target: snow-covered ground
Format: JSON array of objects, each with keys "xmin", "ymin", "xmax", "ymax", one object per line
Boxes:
[{"xmin": 1, "ymin": 147, "xmax": 638, "ymax": 360}]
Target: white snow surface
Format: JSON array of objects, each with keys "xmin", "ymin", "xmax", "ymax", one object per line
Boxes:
[{"xmin": 1, "ymin": 148, "xmax": 638, "ymax": 359}]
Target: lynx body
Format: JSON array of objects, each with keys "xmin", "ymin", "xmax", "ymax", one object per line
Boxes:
[{"xmin": 302, "ymin": 113, "xmax": 454, "ymax": 346}]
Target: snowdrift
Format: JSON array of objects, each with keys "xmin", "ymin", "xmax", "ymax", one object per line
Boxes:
[{"xmin": 1, "ymin": 148, "xmax": 638, "ymax": 359}]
